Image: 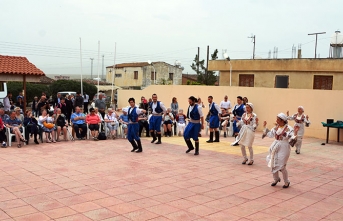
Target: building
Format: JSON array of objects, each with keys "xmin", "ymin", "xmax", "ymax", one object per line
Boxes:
[
  {"xmin": 209, "ymin": 58, "xmax": 343, "ymax": 90},
  {"xmin": 105, "ymin": 62, "xmax": 183, "ymax": 89},
  {"xmin": 54, "ymin": 75, "xmax": 70, "ymax": 80},
  {"xmin": 182, "ymin": 74, "xmax": 198, "ymax": 85}
]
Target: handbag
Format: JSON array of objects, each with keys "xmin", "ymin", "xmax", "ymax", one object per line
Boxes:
[
  {"xmin": 98, "ymin": 132, "xmax": 107, "ymax": 140},
  {"xmin": 43, "ymin": 121, "xmax": 55, "ymax": 129}
]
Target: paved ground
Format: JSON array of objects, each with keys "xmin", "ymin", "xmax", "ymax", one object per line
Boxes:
[{"xmin": 1, "ymin": 132, "xmax": 343, "ymax": 221}]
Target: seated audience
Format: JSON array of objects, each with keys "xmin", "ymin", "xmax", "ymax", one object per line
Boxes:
[
  {"xmin": 86, "ymin": 107, "xmax": 101, "ymax": 141},
  {"xmin": 71, "ymin": 106, "xmax": 87, "ymax": 140},
  {"xmin": 104, "ymin": 108, "xmax": 119, "ymax": 139},
  {"xmin": 55, "ymin": 108, "xmax": 68, "ymax": 141},
  {"xmin": 119, "ymin": 108, "xmax": 129, "ymax": 137},
  {"xmin": 23, "ymin": 110, "xmax": 39, "ymax": 144},
  {"xmin": 176, "ymin": 109, "xmax": 187, "ymax": 136},
  {"xmin": 0, "ymin": 116, "xmax": 7, "ymax": 147},
  {"xmin": 163, "ymin": 108, "xmax": 174, "ymax": 137},
  {"xmin": 5, "ymin": 111, "xmax": 26, "ymax": 148},
  {"xmin": 38, "ymin": 110, "xmax": 56, "ymax": 143}
]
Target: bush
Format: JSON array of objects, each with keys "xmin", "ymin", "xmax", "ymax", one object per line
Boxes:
[{"xmin": 7, "ymin": 82, "xmax": 50, "ymax": 102}]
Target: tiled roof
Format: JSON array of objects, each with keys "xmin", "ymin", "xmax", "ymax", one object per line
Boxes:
[
  {"xmin": 0, "ymin": 55, "xmax": 45, "ymax": 76},
  {"xmin": 106, "ymin": 62, "xmax": 149, "ymax": 68}
]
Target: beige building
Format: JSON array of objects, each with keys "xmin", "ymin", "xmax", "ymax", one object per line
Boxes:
[
  {"xmin": 208, "ymin": 58, "xmax": 343, "ymax": 90},
  {"xmin": 105, "ymin": 62, "xmax": 183, "ymax": 89}
]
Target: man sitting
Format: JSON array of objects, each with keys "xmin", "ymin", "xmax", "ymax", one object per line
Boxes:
[
  {"xmin": 220, "ymin": 109, "xmax": 231, "ymax": 137},
  {"xmin": 119, "ymin": 108, "xmax": 129, "ymax": 138},
  {"xmin": 71, "ymin": 106, "xmax": 87, "ymax": 140}
]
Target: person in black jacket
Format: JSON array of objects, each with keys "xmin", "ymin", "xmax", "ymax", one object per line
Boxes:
[
  {"xmin": 53, "ymin": 93, "xmax": 62, "ymax": 108},
  {"xmin": 32, "ymin": 96, "xmax": 39, "ymax": 117},
  {"xmin": 65, "ymin": 95, "xmax": 73, "ymax": 124},
  {"xmin": 73, "ymin": 92, "xmax": 84, "ymax": 112},
  {"xmin": 23, "ymin": 110, "xmax": 39, "ymax": 144}
]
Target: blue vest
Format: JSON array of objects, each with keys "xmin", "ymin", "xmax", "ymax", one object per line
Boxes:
[
  {"xmin": 209, "ymin": 102, "xmax": 218, "ymax": 116},
  {"xmin": 189, "ymin": 104, "xmax": 200, "ymax": 120},
  {"xmin": 150, "ymin": 101, "xmax": 163, "ymax": 113},
  {"xmin": 233, "ymin": 104, "xmax": 245, "ymax": 117},
  {"xmin": 128, "ymin": 107, "xmax": 138, "ymax": 122}
]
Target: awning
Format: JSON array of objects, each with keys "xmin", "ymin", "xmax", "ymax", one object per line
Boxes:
[{"xmin": 95, "ymin": 85, "xmax": 122, "ymax": 91}]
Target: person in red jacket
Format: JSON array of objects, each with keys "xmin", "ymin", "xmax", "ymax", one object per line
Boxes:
[
  {"xmin": 86, "ymin": 107, "xmax": 101, "ymax": 141},
  {"xmin": 0, "ymin": 117, "xmax": 7, "ymax": 147},
  {"xmin": 175, "ymin": 109, "xmax": 187, "ymax": 136}
]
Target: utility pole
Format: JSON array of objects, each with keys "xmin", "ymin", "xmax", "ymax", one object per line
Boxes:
[
  {"xmin": 308, "ymin": 32, "xmax": 326, "ymax": 58},
  {"xmin": 101, "ymin": 54, "xmax": 104, "ymax": 80},
  {"xmin": 206, "ymin": 45, "xmax": 209, "ymax": 85},
  {"xmin": 248, "ymin": 35, "xmax": 256, "ymax": 59},
  {"xmin": 197, "ymin": 47, "xmax": 200, "ymax": 74},
  {"xmin": 90, "ymin": 58, "xmax": 94, "ymax": 79}
]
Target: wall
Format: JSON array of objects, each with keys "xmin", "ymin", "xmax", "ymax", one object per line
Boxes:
[
  {"xmin": 118, "ymin": 85, "xmax": 343, "ymax": 142},
  {"xmin": 209, "ymin": 59, "xmax": 343, "ymax": 89},
  {"xmin": 106, "ymin": 67, "xmax": 143, "ymax": 88}
]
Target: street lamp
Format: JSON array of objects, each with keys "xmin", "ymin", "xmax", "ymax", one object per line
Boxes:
[
  {"xmin": 223, "ymin": 53, "xmax": 232, "ymax": 86},
  {"xmin": 148, "ymin": 60, "xmax": 156, "ymax": 85}
]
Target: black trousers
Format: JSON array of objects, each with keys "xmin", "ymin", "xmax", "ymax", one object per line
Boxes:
[
  {"xmin": 139, "ymin": 120, "xmax": 149, "ymax": 137},
  {"xmin": 83, "ymin": 102, "xmax": 89, "ymax": 114},
  {"xmin": 0, "ymin": 129, "xmax": 6, "ymax": 142},
  {"xmin": 73, "ymin": 123, "xmax": 87, "ymax": 138}
]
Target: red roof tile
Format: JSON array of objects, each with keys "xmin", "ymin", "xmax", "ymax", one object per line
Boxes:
[{"xmin": 0, "ymin": 55, "xmax": 45, "ymax": 76}]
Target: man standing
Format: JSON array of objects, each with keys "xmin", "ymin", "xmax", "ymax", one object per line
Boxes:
[
  {"xmin": 206, "ymin": 96, "xmax": 221, "ymax": 143},
  {"xmin": 54, "ymin": 93, "xmax": 61, "ymax": 108},
  {"xmin": 83, "ymin": 93, "xmax": 89, "ymax": 114},
  {"xmin": 3, "ymin": 92, "xmax": 12, "ymax": 114},
  {"xmin": 74, "ymin": 92, "xmax": 84, "ymax": 112},
  {"xmin": 71, "ymin": 106, "xmax": 87, "ymax": 140},
  {"xmin": 149, "ymin": 94, "xmax": 166, "ymax": 144},
  {"xmin": 36, "ymin": 96, "xmax": 50, "ymax": 116},
  {"xmin": 220, "ymin": 95, "xmax": 232, "ymax": 111},
  {"xmin": 95, "ymin": 93, "xmax": 106, "ymax": 120},
  {"xmin": 127, "ymin": 98, "xmax": 146, "ymax": 153},
  {"xmin": 57, "ymin": 98, "xmax": 68, "ymax": 116},
  {"xmin": 184, "ymin": 96, "xmax": 204, "ymax": 155}
]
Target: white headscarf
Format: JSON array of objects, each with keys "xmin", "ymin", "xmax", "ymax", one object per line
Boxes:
[
  {"xmin": 246, "ymin": 103, "xmax": 254, "ymax": 111},
  {"xmin": 277, "ymin": 113, "xmax": 288, "ymax": 122},
  {"xmin": 298, "ymin": 106, "xmax": 304, "ymax": 112}
]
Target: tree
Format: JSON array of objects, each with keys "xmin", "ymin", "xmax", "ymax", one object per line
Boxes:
[
  {"xmin": 190, "ymin": 49, "xmax": 218, "ymax": 85},
  {"xmin": 49, "ymin": 80, "xmax": 97, "ymax": 99},
  {"xmin": 7, "ymin": 82, "xmax": 50, "ymax": 103}
]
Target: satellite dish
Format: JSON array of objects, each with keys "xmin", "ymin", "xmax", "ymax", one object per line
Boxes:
[
  {"xmin": 223, "ymin": 53, "xmax": 230, "ymax": 60},
  {"xmin": 181, "ymin": 66, "xmax": 184, "ymax": 70},
  {"xmin": 147, "ymin": 60, "xmax": 152, "ymax": 64}
]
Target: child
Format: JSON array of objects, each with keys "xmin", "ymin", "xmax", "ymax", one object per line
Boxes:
[{"xmin": 176, "ymin": 109, "xmax": 187, "ymax": 136}]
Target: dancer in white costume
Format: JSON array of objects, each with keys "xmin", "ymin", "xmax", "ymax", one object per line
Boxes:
[
  {"xmin": 231, "ymin": 103, "xmax": 258, "ymax": 165},
  {"xmin": 287, "ymin": 106, "xmax": 310, "ymax": 154},
  {"xmin": 263, "ymin": 113, "xmax": 299, "ymax": 188}
]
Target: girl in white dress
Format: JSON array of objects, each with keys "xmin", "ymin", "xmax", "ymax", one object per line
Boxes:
[
  {"xmin": 231, "ymin": 103, "xmax": 258, "ymax": 165},
  {"xmin": 287, "ymin": 106, "xmax": 310, "ymax": 154},
  {"xmin": 263, "ymin": 113, "xmax": 299, "ymax": 188}
]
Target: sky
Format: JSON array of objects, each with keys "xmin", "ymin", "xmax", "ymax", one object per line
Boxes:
[{"xmin": 0, "ymin": 0, "xmax": 342, "ymax": 77}]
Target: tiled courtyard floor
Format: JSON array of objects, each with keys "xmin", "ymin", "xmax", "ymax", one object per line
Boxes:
[{"xmin": 1, "ymin": 132, "xmax": 343, "ymax": 221}]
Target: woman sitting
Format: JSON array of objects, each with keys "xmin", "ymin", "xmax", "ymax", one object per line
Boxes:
[
  {"xmin": 38, "ymin": 110, "xmax": 56, "ymax": 143},
  {"xmin": 55, "ymin": 108, "xmax": 68, "ymax": 141},
  {"xmin": 5, "ymin": 110, "xmax": 26, "ymax": 148},
  {"xmin": 163, "ymin": 108, "xmax": 174, "ymax": 137},
  {"xmin": 104, "ymin": 108, "xmax": 118, "ymax": 139},
  {"xmin": 94, "ymin": 107, "xmax": 104, "ymax": 130},
  {"xmin": 14, "ymin": 107, "xmax": 24, "ymax": 122},
  {"xmin": 175, "ymin": 109, "xmax": 187, "ymax": 136},
  {"xmin": 86, "ymin": 107, "xmax": 101, "ymax": 141},
  {"xmin": 23, "ymin": 110, "xmax": 39, "ymax": 144}
]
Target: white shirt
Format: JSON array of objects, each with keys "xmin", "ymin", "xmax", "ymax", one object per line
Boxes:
[
  {"xmin": 104, "ymin": 113, "xmax": 118, "ymax": 122},
  {"xmin": 220, "ymin": 100, "xmax": 232, "ymax": 109},
  {"xmin": 3, "ymin": 96, "xmax": 11, "ymax": 111},
  {"xmin": 189, "ymin": 105, "xmax": 204, "ymax": 120},
  {"xmin": 128, "ymin": 107, "xmax": 144, "ymax": 123},
  {"xmin": 151, "ymin": 102, "xmax": 167, "ymax": 114},
  {"xmin": 84, "ymin": 94, "xmax": 89, "ymax": 102}
]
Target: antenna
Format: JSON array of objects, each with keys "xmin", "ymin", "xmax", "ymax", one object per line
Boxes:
[
  {"xmin": 247, "ymin": 34, "xmax": 256, "ymax": 59},
  {"xmin": 308, "ymin": 32, "xmax": 326, "ymax": 58}
]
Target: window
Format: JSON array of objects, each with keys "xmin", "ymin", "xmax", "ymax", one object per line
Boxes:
[
  {"xmin": 151, "ymin": 71, "xmax": 155, "ymax": 80},
  {"xmin": 115, "ymin": 74, "xmax": 122, "ymax": 78},
  {"xmin": 275, "ymin": 75, "xmax": 289, "ymax": 88},
  {"xmin": 134, "ymin": 71, "xmax": 138, "ymax": 80},
  {"xmin": 239, "ymin": 74, "xmax": 254, "ymax": 87},
  {"xmin": 313, "ymin": 75, "xmax": 333, "ymax": 90},
  {"xmin": 169, "ymin": 73, "xmax": 174, "ymax": 80}
]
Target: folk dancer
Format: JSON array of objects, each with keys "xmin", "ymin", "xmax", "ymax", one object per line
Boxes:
[
  {"xmin": 287, "ymin": 106, "xmax": 310, "ymax": 154},
  {"xmin": 185, "ymin": 96, "xmax": 204, "ymax": 155},
  {"xmin": 231, "ymin": 96, "xmax": 246, "ymax": 145},
  {"xmin": 206, "ymin": 96, "xmax": 221, "ymax": 143},
  {"xmin": 127, "ymin": 98, "xmax": 146, "ymax": 153},
  {"xmin": 149, "ymin": 94, "xmax": 167, "ymax": 144},
  {"xmin": 263, "ymin": 113, "xmax": 299, "ymax": 188},
  {"xmin": 231, "ymin": 103, "xmax": 258, "ymax": 165}
]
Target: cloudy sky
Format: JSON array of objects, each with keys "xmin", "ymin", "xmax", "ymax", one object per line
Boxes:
[{"xmin": 1, "ymin": 0, "xmax": 341, "ymax": 77}]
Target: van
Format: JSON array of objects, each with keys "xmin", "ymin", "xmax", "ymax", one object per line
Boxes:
[
  {"xmin": 0, "ymin": 82, "xmax": 7, "ymax": 106},
  {"xmin": 58, "ymin": 91, "xmax": 77, "ymax": 98}
]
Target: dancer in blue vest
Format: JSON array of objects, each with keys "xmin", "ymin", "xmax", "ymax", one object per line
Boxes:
[
  {"xmin": 127, "ymin": 98, "xmax": 146, "ymax": 153},
  {"xmin": 184, "ymin": 96, "xmax": 204, "ymax": 155},
  {"xmin": 231, "ymin": 96, "xmax": 246, "ymax": 146},
  {"xmin": 206, "ymin": 96, "xmax": 222, "ymax": 143},
  {"xmin": 149, "ymin": 94, "xmax": 167, "ymax": 144}
]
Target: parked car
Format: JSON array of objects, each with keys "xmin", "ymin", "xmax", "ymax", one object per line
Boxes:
[{"xmin": 58, "ymin": 91, "xmax": 77, "ymax": 98}]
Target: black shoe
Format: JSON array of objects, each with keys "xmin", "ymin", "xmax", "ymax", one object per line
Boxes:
[
  {"xmin": 155, "ymin": 141, "xmax": 162, "ymax": 144},
  {"xmin": 224, "ymin": 132, "xmax": 227, "ymax": 138},
  {"xmin": 213, "ymin": 140, "xmax": 220, "ymax": 142},
  {"xmin": 206, "ymin": 140, "xmax": 213, "ymax": 143},
  {"xmin": 186, "ymin": 148, "xmax": 194, "ymax": 153},
  {"xmin": 151, "ymin": 138, "xmax": 157, "ymax": 143},
  {"xmin": 136, "ymin": 149, "xmax": 142, "ymax": 153},
  {"xmin": 34, "ymin": 140, "xmax": 39, "ymax": 144},
  {"xmin": 232, "ymin": 143, "xmax": 239, "ymax": 146},
  {"xmin": 242, "ymin": 158, "xmax": 248, "ymax": 164},
  {"xmin": 283, "ymin": 182, "xmax": 290, "ymax": 188},
  {"xmin": 194, "ymin": 151, "xmax": 199, "ymax": 155},
  {"xmin": 271, "ymin": 178, "xmax": 281, "ymax": 186},
  {"xmin": 296, "ymin": 150, "xmax": 300, "ymax": 154}
]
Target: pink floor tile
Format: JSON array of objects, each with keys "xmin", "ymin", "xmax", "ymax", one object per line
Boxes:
[
  {"xmin": 4, "ymin": 205, "xmax": 37, "ymax": 218},
  {"xmin": 44, "ymin": 206, "xmax": 77, "ymax": 219},
  {"xmin": 13, "ymin": 212, "xmax": 51, "ymax": 221},
  {"xmin": 83, "ymin": 208, "xmax": 118, "ymax": 220}
]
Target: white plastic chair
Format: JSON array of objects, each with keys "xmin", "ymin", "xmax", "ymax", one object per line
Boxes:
[
  {"xmin": 6, "ymin": 126, "xmax": 26, "ymax": 147},
  {"xmin": 87, "ymin": 123, "xmax": 102, "ymax": 139}
]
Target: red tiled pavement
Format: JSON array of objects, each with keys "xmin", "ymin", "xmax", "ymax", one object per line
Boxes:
[{"xmin": 1, "ymin": 132, "xmax": 343, "ymax": 220}]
